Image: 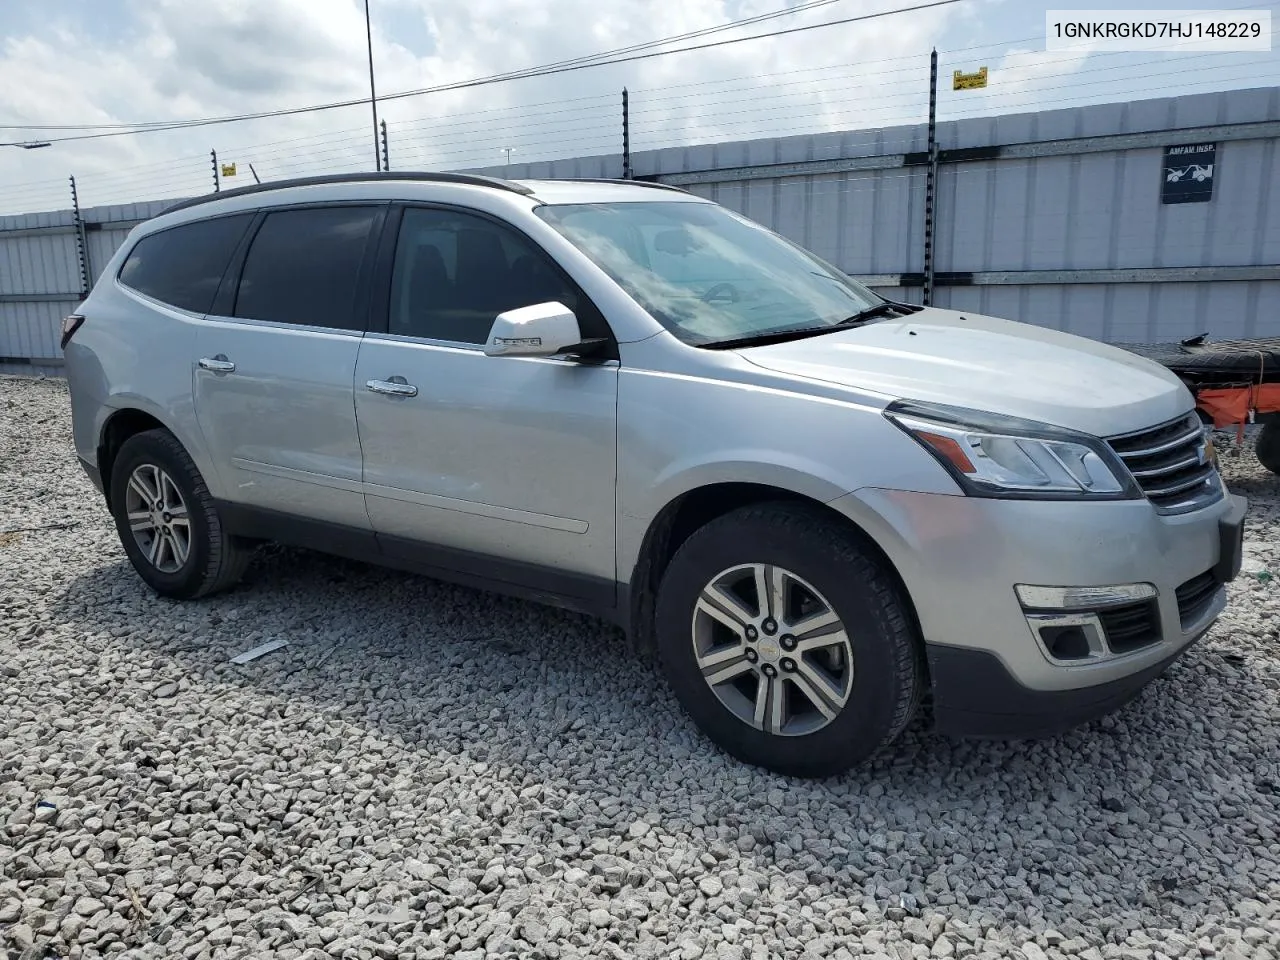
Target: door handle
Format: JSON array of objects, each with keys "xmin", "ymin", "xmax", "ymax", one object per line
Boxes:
[
  {"xmin": 198, "ymin": 355, "xmax": 236, "ymax": 374},
  {"xmin": 366, "ymin": 377, "xmax": 418, "ymax": 397}
]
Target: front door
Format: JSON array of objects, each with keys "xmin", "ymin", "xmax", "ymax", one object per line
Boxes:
[
  {"xmin": 353, "ymin": 205, "xmax": 619, "ymax": 602},
  {"xmin": 194, "ymin": 204, "xmax": 384, "ymax": 529}
]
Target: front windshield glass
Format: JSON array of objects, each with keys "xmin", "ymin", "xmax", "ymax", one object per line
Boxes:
[{"xmin": 534, "ymin": 200, "xmax": 883, "ymax": 345}]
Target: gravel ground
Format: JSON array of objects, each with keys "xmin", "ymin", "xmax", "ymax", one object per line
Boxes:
[{"xmin": 2, "ymin": 374, "xmax": 1280, "ymax": 960}]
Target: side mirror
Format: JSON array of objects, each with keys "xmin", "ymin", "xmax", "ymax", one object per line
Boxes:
[{"xmin": 483, "ymin": 301, "xmax": 583, "ymax": 358}]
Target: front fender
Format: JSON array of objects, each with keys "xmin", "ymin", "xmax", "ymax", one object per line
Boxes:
[
  {"xmin": 645, "ymin": 451, "xmax": 852, "ymax": 513},
  {"xmin": 616, "ymin": 365, "xmax": 961, "ymax": 582}
]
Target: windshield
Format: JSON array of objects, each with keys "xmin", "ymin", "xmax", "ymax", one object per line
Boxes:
[{"xmin": 534, "ymin": 200, "xmax": 883, "ymax": 345}]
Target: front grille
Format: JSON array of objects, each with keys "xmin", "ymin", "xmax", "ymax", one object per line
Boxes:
[
  {"xmin": 1107, "ymin": 413, "xmax": 1222, "ymax": 515},
  {"xmin": 1175, "ymin": 570, "xmax": 1220, "ymax": 628},
  {"xmin": 1097, "ymin": 599, "xmax": 1162, "ymax": 654}
]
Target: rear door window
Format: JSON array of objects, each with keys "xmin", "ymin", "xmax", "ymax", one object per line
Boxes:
[
  {"xmin": 234, "ymin": 206, "xmax": 380, "ymax": 330},
  {"xmin": 118, "ymin": 213, "xmax": 255, "ymax": 314}
]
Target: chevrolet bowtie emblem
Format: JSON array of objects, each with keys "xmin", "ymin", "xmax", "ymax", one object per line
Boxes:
[{"xmin": 1201, "ymin": 436, "xmax": 1218, "ymax": 467}]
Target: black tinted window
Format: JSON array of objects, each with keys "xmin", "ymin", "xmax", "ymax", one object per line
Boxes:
[
  {"xmin": 118, "ymin": 214, "xmax": 253, "ymax": 314},
  {"xmin": 234, "ymin": 206, "xmax": 378, "ymax": 329},
  {"xmin": 389, "ymin": 208, "xmax": 602, "ymax": 343}
]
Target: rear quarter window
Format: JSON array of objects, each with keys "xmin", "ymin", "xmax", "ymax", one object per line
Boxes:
[{"xmin": 117, "ymin": 214, "xmax": 255, "ymax": 314}]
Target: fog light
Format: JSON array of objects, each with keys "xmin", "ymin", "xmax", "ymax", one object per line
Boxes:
[
  {"xmin": 1039, "ymin": 625, "xmax": 1092, "ymax": 660},
  {"xmin": 1025, "ymin": 611, "xmax": 1108, "ymax": 662}
]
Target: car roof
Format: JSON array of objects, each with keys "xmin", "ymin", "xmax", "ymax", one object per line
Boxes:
[
  {"xmin": 516, "ymin": 178, "xmax": 701, "ymax": 204},
  {"xmin": 158, "ymin": 172, "xmax": 701, "ymax": 218}
]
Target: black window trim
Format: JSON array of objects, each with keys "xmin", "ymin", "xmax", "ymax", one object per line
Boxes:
[
  {"xmin": 209, "ymin": 209, "xmax": 268, "ymax": 318},
  {"xmin": 114, "ymin": 210, "xmax": 258, "ymax": 316},
  {"xmin": 221, "ymin": 200, "xmax": 389, "ymax": 334},
  {"xmin": 367, "ymin": 201, "xmax": 619, "ymax": 360}
]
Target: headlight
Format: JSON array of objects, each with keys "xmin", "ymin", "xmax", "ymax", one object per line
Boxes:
[{"xmin": 885, "ymin": 400, "xmax": 1141, "ymax": 500}]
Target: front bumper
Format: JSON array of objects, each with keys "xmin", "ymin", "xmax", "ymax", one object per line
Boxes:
[
  {"xmin": 923, "ymin": 627, "xmax": 1213, "ymax": 737},
  {"xmin": 829, "ymin": 485, "xmax": 1247, "ymax": 734}
]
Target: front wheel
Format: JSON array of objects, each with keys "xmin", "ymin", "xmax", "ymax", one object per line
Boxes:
[
  {"xmin": 108, "ymin": 428, "xmax": 250, "ymax": 599},
  {"xmin": 654, "ymin": 502, "xmax": 923, "ymax": 778},
  {"xmin": 1258, "ymin": 421, "xmax": 1280, "ymax": 476}
]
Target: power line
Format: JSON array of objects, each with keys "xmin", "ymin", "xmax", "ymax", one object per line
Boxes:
[
  {"xmin": 630, "ymin": 50, "xmax": 1278, "ymax": 122},
  {"xmin": 0, "ymin": 0, "xmax": 854, "ymax": 134},
  {"xmin": 0, "ymin": 0, "xmax": 1273, "ymax": 211},
  {"xmin": 0, "ymin": 0, "xmax": 967, "ymax": 144}
]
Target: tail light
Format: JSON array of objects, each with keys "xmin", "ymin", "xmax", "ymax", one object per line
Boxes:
[{"xmin": 60, "ymin": 314, "xmax": 85, "ymax": 350}]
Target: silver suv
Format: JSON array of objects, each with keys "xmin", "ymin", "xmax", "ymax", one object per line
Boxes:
[{"xmin": 63, "ymin": 173, "xmax": 1247, "ymax": 776}]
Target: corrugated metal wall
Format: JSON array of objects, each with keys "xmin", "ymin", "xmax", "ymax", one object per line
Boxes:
[
  {"xmin": 3, "ymin": 87, "xmax": 1278, "ymax": 374},
  {"xmin": 920, "ymin": 86, "xmax": 1280, "ymax": 337},
  {"xmin": 468, "ymin": 86, "xmax": 1280, "ymax": 338},
  {"xmin": 0, "ymin": 200, "xmax": 172, "ymax": 375}
]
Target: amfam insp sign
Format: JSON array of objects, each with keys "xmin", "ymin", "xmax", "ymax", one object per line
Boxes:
[{"xmin": 1162, "ymin": 143, "xmax": 1217, "ymax": 204}]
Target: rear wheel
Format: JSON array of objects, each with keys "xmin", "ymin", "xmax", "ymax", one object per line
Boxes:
[
  {"xmin": 108, "ymin": 429, "xmax": 249, "ymax": 599},
  {"xmin": 1258, "ymin": 421, "xmax": 1280, "ymax": 476},
  {"xmin": 654, "ymin": 502, "xmax": 923, "ymax": 778}
]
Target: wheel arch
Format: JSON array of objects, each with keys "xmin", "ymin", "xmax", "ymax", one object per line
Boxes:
[
  {"xmin": 625, "ymin": 481, "xmax": 924, "ymax": 665},
  {"xmin": 96, "ymin": 403, "xmax": 212, "ymax": 504}
]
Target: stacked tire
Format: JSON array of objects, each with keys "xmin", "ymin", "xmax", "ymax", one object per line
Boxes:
[{"xmin": 1259, "ymin": 421, "xmax": 1280, "ymax": 476}]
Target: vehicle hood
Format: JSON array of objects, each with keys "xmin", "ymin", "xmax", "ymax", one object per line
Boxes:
[{"xmin": 738, "ymin": 307, "xmax": 1192, "ymax": 437}]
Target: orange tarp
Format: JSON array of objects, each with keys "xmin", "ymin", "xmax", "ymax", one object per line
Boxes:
[{"xmin": 1196, "ymin": 383, "xmax": 1280, "ymax": 438}]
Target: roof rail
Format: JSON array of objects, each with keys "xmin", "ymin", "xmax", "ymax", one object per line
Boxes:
[
  {"xmin": 161, "ymin": 171, "xmax": 535, "ymax": 215},
  {"xmin": 553, "ymin": 177, "xmax": 689, "ymax": 194}
]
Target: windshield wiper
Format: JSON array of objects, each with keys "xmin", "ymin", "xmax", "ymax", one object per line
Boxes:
[
  {"xmin": 699, "ymin": 299, "xmax": 919, "ymax": 350},
  {"xmin": 838, "ymin": 299, "xmax": 921, "ymax": 325},
  {"xmin": 699, "ymin": 325, "xmax": 838, "ymax": 350}
]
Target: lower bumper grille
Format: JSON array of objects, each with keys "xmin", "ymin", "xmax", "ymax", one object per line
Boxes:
[
  {"xmin": 1097, "ymin": 600, "xmax": 1161, "ymax": 654},
  {"xmin": 1176, "ymin": 570, "xmax": 1220, "ymax": 628}
]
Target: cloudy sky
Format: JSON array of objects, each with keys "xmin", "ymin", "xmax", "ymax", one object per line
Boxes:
[{"xmin": 0, "ymin": 0, "xmax": 1276, "ymax": 215}]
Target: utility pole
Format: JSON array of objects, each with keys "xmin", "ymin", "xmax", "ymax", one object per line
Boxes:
[
  {"xmin": 211, "ymin": 149, "xmax": 220, "ymax": 193},
  {"xmin": 922, "ymin": 48, "xmax": 939, "ymax": 308},
  {"xmin": 365, "ymin": 0, "xmax": 381, "ymax": 170},
  {"xmin": 622, "ymin": 88, "xmax": 632, "ymax": 180},
  {"xmin": 380, "ymin": 118, "xmax": 390, "ymax": 172}
]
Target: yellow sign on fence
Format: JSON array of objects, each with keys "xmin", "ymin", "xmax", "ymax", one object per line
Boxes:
[
  {"xmin": 221, "ymin": 163, "xmax": 237, "ymax": 177},
  {"xmin": 953, "ymin": 67, "xmax": 988, "ymax": 90}
]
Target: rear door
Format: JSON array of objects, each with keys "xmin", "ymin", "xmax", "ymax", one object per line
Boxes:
[{"xmin": 193, "ymin": 203, "xmax": 385, "ymax": 529}]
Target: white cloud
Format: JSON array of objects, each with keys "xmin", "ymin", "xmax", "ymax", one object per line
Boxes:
[
  {"xmin": 0, "ymin": 0, "xmax": 976, "ymax": 213},
  {"xmin": 0, "ymin": 0, "xmax": 1274, "ymax": 215}
]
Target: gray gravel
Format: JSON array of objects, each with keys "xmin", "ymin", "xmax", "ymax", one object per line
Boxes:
[{"xmin": 3, "ymin": 373, "xmax": 1280, "ymax": 960}]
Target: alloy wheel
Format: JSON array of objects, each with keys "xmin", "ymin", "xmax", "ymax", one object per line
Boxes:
[
  {"xmin": 124, "ymin": 463, "xmax": 191, "ymax": 574},
  {"xmin": 691, "ymin": 563, "xmax": 855, "ymax": 737}
]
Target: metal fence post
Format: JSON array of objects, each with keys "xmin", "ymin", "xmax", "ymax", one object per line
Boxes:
[
  {"xmin": 211, "ymin": 150, "xmax": 220, "ymax": 193},
  {"xmin": 69, "ymin": 176, "xmax": 90, "ymax": 297},
  {"xmin": 622, "ymin": 88, "xmax": 632, "ymax": 180},
  {"xmin": 381, "ymin": 119, "xmax": 390, "ymax": 172},
  {"xmin": 922, "ymin": 49, "xmax": 939, "ymax": 307}
]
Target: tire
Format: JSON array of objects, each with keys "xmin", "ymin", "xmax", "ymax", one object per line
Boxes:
[
  {"xmin": 1258, "ymin": 421, "xmax": 1280, "ymax": 476},
  {"xmin": 108, "ymin": 428, "xmax": 250, "ymax": 599},
  {"xmin": 654, "ymin": 502, "xmax": 922, "ymax": 778}
]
